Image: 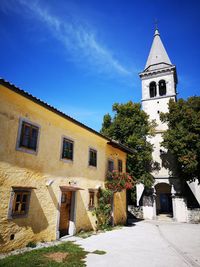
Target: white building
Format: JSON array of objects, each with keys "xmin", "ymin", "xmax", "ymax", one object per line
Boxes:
[{"xmin": 137, "ymin": 29, "xmax": 200, "ymax": 222}]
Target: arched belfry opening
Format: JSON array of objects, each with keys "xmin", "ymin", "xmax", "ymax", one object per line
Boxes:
[
  {"xmin": 159, "ymin": 80, "xmax": 166, "ymax": 96},
  {"xmin": 155, "ymin": 183, "xmax": 172, "ymax": 215},
  {"xmin": 149, "ymin": 81, "xmax": 157, "ymax": 98}
]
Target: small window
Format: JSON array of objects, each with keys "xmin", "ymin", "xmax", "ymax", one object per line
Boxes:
[
  {"xmin": 159, "ymin": 80, "xmax": 166, "ymax": 96},
  {"xmin": 88, "ymin": 191, "xmax": 95, "ymax": 209},
  {"xmin": 89, "ymin": 148, "xmax": 97, "ymax": 167},
  {"xmin": 108, "ymin": 160, "xmax": 114, "ymax": 172},
  {"xmin": 19, "ymin": 121, "xmax": 39, "ymax": 151},
  {"xmin": 62, "ymin": 138, "xmax": 74, "ymax": 160},
  {"xmin": 118, "ymin": 159, "xmax": 123, "ymax": 173},
  {"xmin": 149, "ymin": 81, "xmax": 157, "ymax": 98},
  {"xmin": 10, "ymin": 189, "xmax": 31, "ymax": 218}
]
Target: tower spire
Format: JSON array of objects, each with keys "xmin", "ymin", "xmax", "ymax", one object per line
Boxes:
[{"xmin": 144, "ymin": 28, "xmax": 172, "ymax": 71}]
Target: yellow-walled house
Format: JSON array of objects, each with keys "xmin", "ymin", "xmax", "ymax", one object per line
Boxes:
[{"xmin": 0, "ymin": 78, "xmax": 133, "ymax": 252}]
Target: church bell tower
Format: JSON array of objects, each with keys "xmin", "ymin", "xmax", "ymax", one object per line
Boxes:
[
  {"xmin": 137, "ymin": 28, "xmax": 182, "ymax": 221},
  {"xmin": 139, "ymin": 28, "xmax": 178, "ymax": 179},
  {"xmin": 137, "ymin": 28, "xmax": 199, "ymax": 223}
]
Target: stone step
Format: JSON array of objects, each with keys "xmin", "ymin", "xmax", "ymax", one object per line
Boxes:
[{"xmin": 157, "ymin": 214, "xmax": 173, "ymax": 222}]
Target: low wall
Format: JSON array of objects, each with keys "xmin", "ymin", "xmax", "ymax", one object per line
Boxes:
[
  {"xmin": 128, "ymin": 205, "xmax": 143, "ymax": 219},
  {"xmin": 187, "ymin": 208, "xmax": 200, "ymax": 223}
]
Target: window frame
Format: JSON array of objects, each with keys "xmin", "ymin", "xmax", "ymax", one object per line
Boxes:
[
  {"xmin": 118, "ymin": 159, "xmax": 123, "ymax": 173},
  {"xmin": 107, "ymin": 159, "xmax": 114, "ymax": 172},
  {"xmin": 88, "ymin": 148, "xmax": 97, "ymax": 167},
  {"xmin": 61, "ymin": 137, "xmax": 74, "ymax": 162},
  {"xmin": 8, "ymin": 188, "xmax": 32, "ymax": 219},
  {"xmin": 16, "ymin": 118, "xmax": 40, "ymax": 155}
]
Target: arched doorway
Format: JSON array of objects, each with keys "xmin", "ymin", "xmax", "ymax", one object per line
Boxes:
[{"xmin": 155, "ymin": 183, "xmax": 173, "ymax": 215}]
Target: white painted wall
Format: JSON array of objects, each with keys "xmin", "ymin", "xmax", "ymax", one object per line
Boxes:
[
  {"xmin": 148, "ymin": 133, "xmax": 170, "ymax": 178},
  {"xmin": 141, "ymin": 71, "xmax": 176, "ymax": 101},
  {"xmin": 136, "ymin": 183, "xmax": 144, "ymax": 206},
  {"xmin": 142, "ymin": 72, "xmax": 176, "ymax": 131},
  {"xmin": 143, "ymin": 206, "xmax": 154, "ymax": 220},
  {"xmin": 141, "ymin": 69, "xmax": 176, "ymax": 179},
  {"xmin": 172, "ymin": 197, "xmax": 187, "ymax": 222},
  {"xmin": 187, "ymin": 180, "xmax": 200, "ymax": 205}
]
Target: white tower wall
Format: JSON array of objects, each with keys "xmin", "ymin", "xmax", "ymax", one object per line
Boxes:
[{"xmin": 137, "ymin": 29, "xmax": 188, "ymax": 222}]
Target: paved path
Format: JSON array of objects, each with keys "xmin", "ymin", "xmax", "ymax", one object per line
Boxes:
[{"xmin": 76, "ymin": 220, "xmax": 200, "ymax": 267}]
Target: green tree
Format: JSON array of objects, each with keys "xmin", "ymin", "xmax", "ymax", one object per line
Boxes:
[
  {"xmin": 101, "ymin": 101, "xmax": 157, "ymax": 188},
  {"xmin": 160, "ymin": 97, "xmax": 200, "ymax": 183}
]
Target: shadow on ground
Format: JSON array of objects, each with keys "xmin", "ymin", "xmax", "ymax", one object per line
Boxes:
[{"xmin": 125, "ymin": 211, "xmax": 144, "ymax": 227}]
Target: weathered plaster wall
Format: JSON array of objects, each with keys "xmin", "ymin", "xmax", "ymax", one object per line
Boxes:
[
  {"xmin": 0, "ymin": 84, "xmax": 127, "ymax": 252},
  {"xmin": 113, "ymin": 191, "xmax": 127, "ymax": 225}
]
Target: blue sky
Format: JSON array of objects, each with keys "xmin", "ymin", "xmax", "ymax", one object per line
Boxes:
[{"xmin": 0, "ymin": 0, "xmax": 200, "ymax": 131}]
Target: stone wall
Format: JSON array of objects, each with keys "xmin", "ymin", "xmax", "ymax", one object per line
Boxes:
[
  {"xmin": 128, "ymin": 205, "xmax": 143, "ymax": 219},
  {"xmin": 187, "ymin": 209, "xmax": 200, "ymax": 223}
]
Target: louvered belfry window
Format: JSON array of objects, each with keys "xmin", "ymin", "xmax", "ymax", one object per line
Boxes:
[
  {"xmin": 159, "ymin": 80, "xmax": 166, "ymax": 96},
  {"xmin": 149, "ymin": 81, "xmax": 157, "ymax": 98}
]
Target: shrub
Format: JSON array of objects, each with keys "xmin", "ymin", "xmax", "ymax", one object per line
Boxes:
[{"xmin": 106, "ymin": 171, "xmax": 134, "ymax": 192}]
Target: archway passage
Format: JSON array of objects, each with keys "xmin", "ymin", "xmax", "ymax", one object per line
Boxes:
[{"xmin": 155, "ymin": 183, "xmax": 172, "ymax": 215}]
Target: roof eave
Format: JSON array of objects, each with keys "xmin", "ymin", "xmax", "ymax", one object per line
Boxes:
[
  {"xmin": 107, "ymin": 140, "xmax": 135, "ymax": 154},
  {"xmin": 0, "ymin": 78, "xmax": 134, "ymax": 155}
]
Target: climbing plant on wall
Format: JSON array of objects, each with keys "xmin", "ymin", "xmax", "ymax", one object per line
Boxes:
[
  {"xmin": 93, "ymin": 188, "xmax": 113, "ymax": 230},
  {"xmin": 93, "ymin": 172, "xmax": 134, "ymax": 230},
  {"xmin": 106, "ymin": 171, "xmax": 134, "ymax": 192}
]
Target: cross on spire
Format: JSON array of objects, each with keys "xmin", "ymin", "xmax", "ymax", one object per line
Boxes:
[{"xmin": 154, "ymin": 19, "xmax": 158, "ymax": 30}]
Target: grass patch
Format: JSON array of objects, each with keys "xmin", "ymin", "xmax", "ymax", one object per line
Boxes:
[
  {"xmin": 76, "ymin": 230, "xmax": 95, "ymax": 239},
  {"xmin": 0, "ymin": 241, "xmax": 88, "ymax": 267},
  {"xmin": 99, "ymin": 225, "xmax": 122, "ymax": 232},
  {"xmin": 92, "ymin": 250, "xmax": 106, "ymax": 255}
]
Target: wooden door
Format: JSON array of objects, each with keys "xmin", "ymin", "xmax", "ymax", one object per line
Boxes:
[
  {"xmin": 59, "ymin": 191, "xmax": 72, "ymax": 237},
  {"xmin": 160, "ymin": 193, "xmax": 169, "ymax": 213},
  {"xmin": 160, "ymin": 193, "xmax": 172, "ymax": 213}
]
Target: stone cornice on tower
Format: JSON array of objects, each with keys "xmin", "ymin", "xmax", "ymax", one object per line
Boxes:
[{"xmin": 139, "ymin": 65, "xmax": 176, "ymax": 78}]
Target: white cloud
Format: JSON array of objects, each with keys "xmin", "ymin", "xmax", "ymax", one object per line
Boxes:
[{"xmin": 12, "ymin": 0, "xmax": 132, "ymax": 77}]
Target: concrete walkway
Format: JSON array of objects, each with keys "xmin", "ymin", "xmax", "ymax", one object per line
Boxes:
[{"xmin": 76, "ymin": 220, "xmax": 200, "ymax": 267}]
